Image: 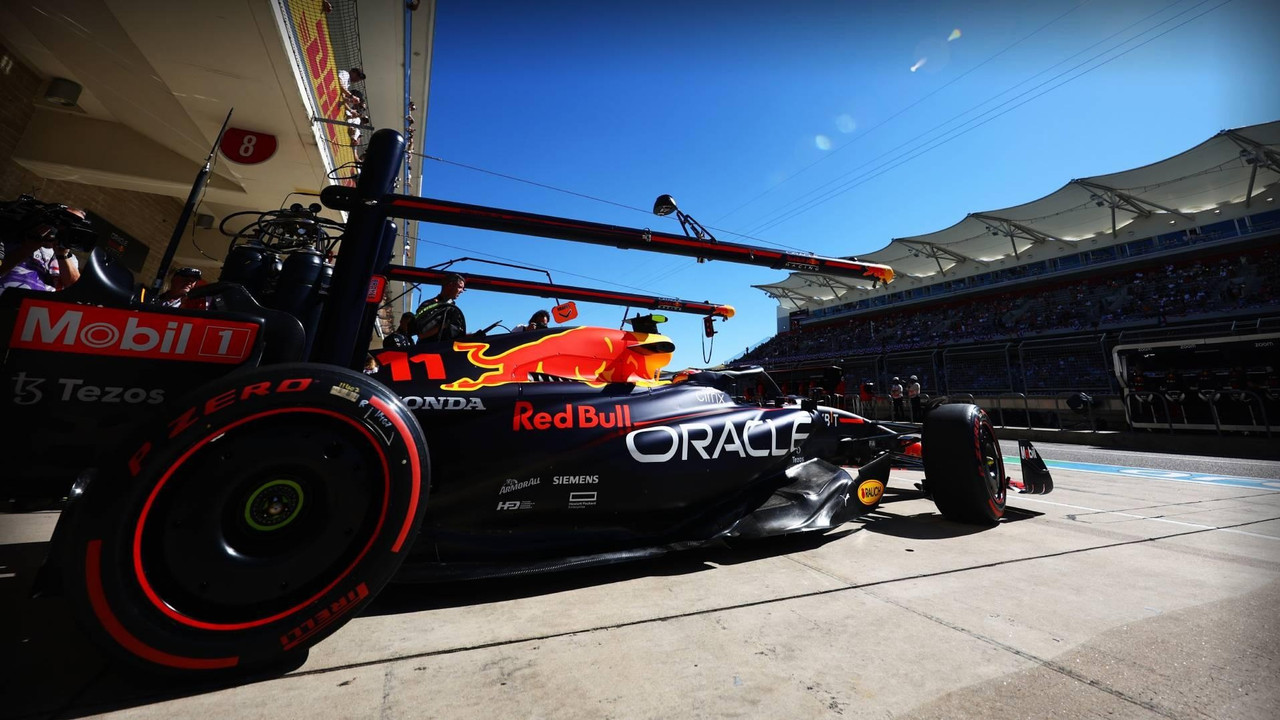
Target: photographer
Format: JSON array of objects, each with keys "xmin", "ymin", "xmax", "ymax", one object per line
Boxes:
[
  {"xmin": 0, "ymin": 204, "xmax": 85, "ymax": 296},
  {"xmin": 515, "ymin": 309, "xmax": 550, "ymax": 332}
]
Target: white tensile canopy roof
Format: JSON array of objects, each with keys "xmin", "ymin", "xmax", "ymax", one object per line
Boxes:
[{"xmin": 756, "ymin": 120, "xmax": 1280, "ymax": 310}]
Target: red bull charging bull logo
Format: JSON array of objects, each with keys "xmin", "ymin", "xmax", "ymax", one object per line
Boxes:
[{"xmin": 442, "ymin": 327, "xmax": 673, "ymax": 391}]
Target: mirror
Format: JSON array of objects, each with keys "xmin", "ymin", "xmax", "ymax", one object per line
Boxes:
[
  {"xmin": 627, "ymin": 313, "xmax": 667, "ymax": 334},
  {"xmin": 652, "ymin": 194, "xmax": 678, "ymax": 217},
  {"xmin": 552, "ymin": 301, "xmax": 578, "ymax": 323}
]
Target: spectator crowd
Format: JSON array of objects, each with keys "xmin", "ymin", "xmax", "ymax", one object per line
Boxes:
[
  {"xmin": 745, "ymin": 246, "xmax": 1278, "ymax": 366},
  {"xmin": 740, "ymin": 246, "xmax": 1279, "ymax": 396}
]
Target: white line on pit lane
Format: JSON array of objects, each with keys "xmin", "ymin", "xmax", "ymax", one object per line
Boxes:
[
  {"xmin": 1014, "ymin": 497, "xmax": 1280, "ymax": 541},
  {"xmin": 1003, "ymin": 457, "xmax": 1280, "ymax": 491},
  {"xmin": 1025, "ymin": 447, "xmax": 1278, "ymax": 467}
]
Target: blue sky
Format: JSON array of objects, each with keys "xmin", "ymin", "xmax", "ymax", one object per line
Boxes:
[{"xmin": 413, "ymin": 0, "xmax": 1280, "ymax": 370}]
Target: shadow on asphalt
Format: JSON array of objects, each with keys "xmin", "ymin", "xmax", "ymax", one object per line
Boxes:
[
  {"xmin": 365, "ymin": 528, "xmax": 861, "ymax": 617},
  {"xmin": 1, "ymin": 540, "xmax": 306, "ymax": 720},
  {"xmin": 364, "ymin": 497, "xmax": 1032, "ymax": 618},
  {"xmin": 859, "ymin": 487, "xmax": 1045, "ymax": 540},
  {"xmin": 1, "ymin": 497, "xmax": 1033, "ymax": 719}
]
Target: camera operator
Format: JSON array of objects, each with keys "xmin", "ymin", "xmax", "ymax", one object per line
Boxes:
[{"xmin": 0, "ymin": 204, "xmax": 85, "ymax": 297}]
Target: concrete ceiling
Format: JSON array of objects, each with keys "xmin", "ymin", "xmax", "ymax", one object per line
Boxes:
[{"xmin": 0, "ymin": 0, "xmax": 432, "ymax": 270}]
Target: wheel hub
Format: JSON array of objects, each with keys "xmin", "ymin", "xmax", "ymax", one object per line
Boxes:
[
  {"xmin": 244, "ymin": 479, "xmax": 304, "ymax": 531},
  {"xmin": 980, "ymin": 431, "xmax": 1004, "ymax": 500}
]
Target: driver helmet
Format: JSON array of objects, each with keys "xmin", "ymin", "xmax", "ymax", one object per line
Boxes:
[
  {"xmin": 910, "ymin": 375, "xmax": 918, "ymax": 381},
  {"xmin": 892, "ymin": 377, "xmax": 900, "ymax": 383}
]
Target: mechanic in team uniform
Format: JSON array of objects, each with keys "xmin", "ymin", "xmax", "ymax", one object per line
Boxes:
[
  {"xmin": 907, "ymin": 375, "xmax": 922, "ymax": 421},
  {"xmin": 153, "ymin": 267, "xmax": 203, "ymax": 308},
  {"xmin": 383, "ymin": 311, "xmax": 417, "ymax": 349},
  {"xmin": 413, "ymin": 273, "xmax": 467, "ymax": 345},
  {"xmin": 889, "ymin": 377, "xmax": 905, "ymax": 421}
]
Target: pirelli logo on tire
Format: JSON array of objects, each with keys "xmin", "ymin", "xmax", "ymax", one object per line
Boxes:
[{"xmin": 280, "ymin": 583, "xmax": 370, "ymax": 650}]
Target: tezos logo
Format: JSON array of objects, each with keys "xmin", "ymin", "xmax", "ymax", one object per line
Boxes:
[
  {"xmin": 9, "ymin": 373, "xmax": 164, "ymax": 405},
  {"xmin": 12, "ymin": 372, "xmax": 44, "ymax": 405}
]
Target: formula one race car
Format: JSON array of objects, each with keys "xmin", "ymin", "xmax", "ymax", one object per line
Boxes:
[{"xmin": 1, "ymin": 129, "xmax": 1052, "ymax": 676}]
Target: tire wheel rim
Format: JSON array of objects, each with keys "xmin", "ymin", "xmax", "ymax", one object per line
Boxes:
[
  {"xmin": 135, "ymin": 413, "xmax": 387, "ymax": 626},
  {"xmin": 979, "ymin": 424, "xmax": 1004, "ymax": 503}
]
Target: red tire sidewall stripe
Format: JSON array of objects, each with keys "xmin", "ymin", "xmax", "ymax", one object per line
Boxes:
[
  {"xmin": 371, "ymin": 395, "xmax": 422, "ymax": 553},
  {"xmin": 973, "ymin": 411, "xmax": 1005, "ymax": 519},
  {"xmin": 86, "ymin": 540, "xmax": 239, "ymax": 670},
  {"xmin": 130, "ymin": 407, "xmax": 392, "ymax": 632}
]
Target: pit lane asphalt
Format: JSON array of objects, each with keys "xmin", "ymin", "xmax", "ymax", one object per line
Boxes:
[{"xmin": 3, "ymin": 444, "xmax": 1278, "ymax": 720}]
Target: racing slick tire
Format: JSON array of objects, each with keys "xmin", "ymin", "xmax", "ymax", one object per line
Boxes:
[
  {"xmin": 59, "ymin": 363, "xmax": 430, "ymax": 675},
  {"xmin": 922, "ymin": 403, "xmax": 1006, "ymax": 525}
]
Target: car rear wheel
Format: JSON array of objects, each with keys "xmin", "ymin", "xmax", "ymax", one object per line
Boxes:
[
  {"xmin": 60, "ymin": 363, "xmax": 429, "ymax": 675},
  {"xmin": 922, "ymin": 403, "xmax": 1006, "ymax": 525}
]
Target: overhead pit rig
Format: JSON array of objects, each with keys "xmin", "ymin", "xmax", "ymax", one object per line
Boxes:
[{"xmin": 311, "ymin": 132, "xmax": 895, "ymax": 367}]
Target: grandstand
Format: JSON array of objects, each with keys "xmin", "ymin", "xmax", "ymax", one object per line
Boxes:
[{"xmin": 737, "ymin": 121, "xmax": 1280, "ymax": 434}]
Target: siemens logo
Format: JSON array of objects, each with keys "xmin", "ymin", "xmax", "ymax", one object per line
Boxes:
[{"xmin": 552, "ymin": 475, "xmax": 598, "ymax": 484}]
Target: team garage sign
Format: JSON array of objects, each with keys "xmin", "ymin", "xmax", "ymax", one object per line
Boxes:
[{"xmin": 219, "ymin": 128, "xmax": 278, "ymax": 165}]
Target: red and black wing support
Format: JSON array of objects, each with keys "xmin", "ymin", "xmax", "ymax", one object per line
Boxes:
[
  {"xmin": 321, "ymin": 188, "xmax": 896, "ymax": 285},
  {"xmin": 385, "ymin": 265, "xmax": 735, "ymax": 318}
]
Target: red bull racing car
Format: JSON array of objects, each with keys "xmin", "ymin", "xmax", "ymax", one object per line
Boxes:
[{"xmin": 2, "ymin": 129, "xmax": 1052, "ymax": 675}]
